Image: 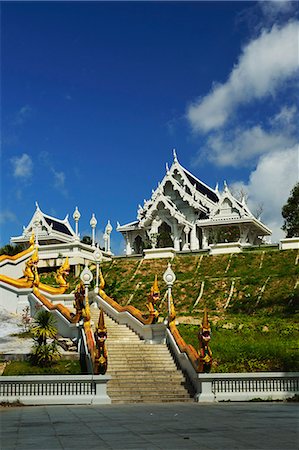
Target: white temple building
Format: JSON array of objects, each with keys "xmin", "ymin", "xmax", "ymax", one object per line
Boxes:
[
  {"xmin": 117, "ymin": 151, "xmax": 272, "ymax": 256},
  {"xmin": 11, "ymin": 203, "xmax": 113, "ymax": 270}
]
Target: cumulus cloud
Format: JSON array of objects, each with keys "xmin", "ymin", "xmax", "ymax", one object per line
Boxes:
[
  {"xmin": 11, "ymin": 153, "xmax": 33, "ymax": 179},
  {"xmin": 187, "ymin": 21, "xmax": 299, "ymax": 133},
  {"xmin": 200, "ymin": 123, "xmax": 296, "ymax": 167},
  {"xmin": 259, "ymin": 1, "xmax": 298, "ymax": 19},
  {"xmin": 231, "ymin": 145, "xmax": 299, "ymax": 242}
]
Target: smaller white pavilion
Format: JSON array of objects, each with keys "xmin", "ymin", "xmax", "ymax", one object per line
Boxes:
[
  {"xmin": 117, "ymin": 150, "xmax": 272, "ymax": 256},
  {"xmin": 11, "ymin": 203, "xmax": 113, "ymax": 270}
]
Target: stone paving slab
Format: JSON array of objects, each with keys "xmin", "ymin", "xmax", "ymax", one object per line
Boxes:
[{"xmin": 0, "ymin": 402, "xmax": 298, "ymax": 450}]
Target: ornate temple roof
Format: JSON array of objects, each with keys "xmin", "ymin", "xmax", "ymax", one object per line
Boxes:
[
  {"xmin": 117, "ymin": 150, "xmax": 271, "ymax": 239},
  {"xmin": 11, "ymin": 203, "xmax": 77, "ymax": 245}
]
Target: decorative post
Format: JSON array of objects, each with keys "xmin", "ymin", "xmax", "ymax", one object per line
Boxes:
[
  {"xmin": 73, "ymin": 206, "xmax": 81, "ymax": 239},
  {"xmin": 163, "ymin": 262, "xmax": 176, "ymax": 323},
  {"xmin": 80, "ymin": 264, "xmax": 93, "ymax": 313},
  {"xmin": 90, "ymin": 213, "xmax": 97, "ymax": 248},
  {"xmin": 105, "ymin": 220, "xmax": 113, "ymax": 253},
  {"xmin": 93, "ymin": 245, "xmax": 103, "ymax": 295}
]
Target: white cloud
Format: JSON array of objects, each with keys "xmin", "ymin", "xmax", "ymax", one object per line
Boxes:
[
  {"xmin": 259, "ymin": 1, "xmax": 297, "ymax": 18},
  {"xmin": 187, "ymin": 21, "xmax": 299, "ymax": 133},
  {"xmin": 269, "ymin": 104, "xmax": 298, "ymax": 127},
  {"xmin": 232, "ymin": 145, "xmax": 299, "ymax": 242},
  {"xmin": 0, "ymin": 210, "xmax": 17, "ymax": 225},
  {"xmin": 39, "ymin": 151, "xmax": 68, "ymax": 196},
  {"xmin": 11, "ymin": 153, "xmax": 33, "ymax": 179},
  {"xmin": 201, "ymin": 123, "xmax": 296, "ymax": 167},
  {"xmin": 12, "ymin": 105, "xmax": 32, "ymax": 126}
]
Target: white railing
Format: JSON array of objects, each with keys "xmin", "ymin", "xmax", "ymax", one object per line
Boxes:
[
  {"xmin": 166, "ymin": 329, "xmax": 299, "ymax": 402},
  {"xmin": 94, "ymin": 293, "xmax": 167, "ymax": 344},
  {"xmin": 196, "ymin": 372, "xmax": 299, "ymax": 402},
  {"xmin": 0, "ymin": 375, "xmax": 111, "ymax": 405}
]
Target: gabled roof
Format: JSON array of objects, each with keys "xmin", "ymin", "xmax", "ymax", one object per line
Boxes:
[
  {"xmin": 11, "ymin": 203, "xmax": 77, "ymax": 244},
  {"xmin": 44, "ymin": 216, "xmax": 73, "ymax": 236},
  {"xmin": 181, "ymin": 167, "xmax": 219, "ymax": 203}
]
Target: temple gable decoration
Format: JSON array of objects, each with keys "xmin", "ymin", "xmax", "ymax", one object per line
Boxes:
[
  {"xmin": 11, "ymin": 203, "xmax": 77, "ymax": 246},
  {"xmin": 117, "ymin": 150, "xmax": 272, "ymax": 255}
]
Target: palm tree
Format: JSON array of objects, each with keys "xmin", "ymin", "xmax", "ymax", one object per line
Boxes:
[{"xmin": 30, "ymin": 310, "xmax": 60, "ymax": 366}]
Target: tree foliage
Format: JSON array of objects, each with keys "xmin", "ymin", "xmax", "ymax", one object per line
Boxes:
[
  {"xmin": 0, "ymin": 243, "xmax": 27, "ymax": 256},
  {"xmin": 282, "ymin": 182, "xmax": 299, "ymax": 237}
]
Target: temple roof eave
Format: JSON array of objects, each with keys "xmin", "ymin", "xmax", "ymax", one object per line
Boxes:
[
  {"xmin": 197, "ymin": 217, "xmax": 272, "ymax": 235},
  {"xmin": 117, "ymin": 221, "xmax": 140, "ymax": 232}
]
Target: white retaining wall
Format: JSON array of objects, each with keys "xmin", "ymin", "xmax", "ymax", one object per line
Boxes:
[{"xmin": 0, "ymin": 375, "xmax": 111, "ymax": 405}]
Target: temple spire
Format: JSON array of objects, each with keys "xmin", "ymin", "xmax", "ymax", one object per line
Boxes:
[{"xmin": 173, "ymin": 148, "xmax": 178, "ymax": 163}]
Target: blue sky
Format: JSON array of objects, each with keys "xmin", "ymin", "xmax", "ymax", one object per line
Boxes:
[{"xmin": 1, "ymin": 1, "xmax": 298, "ymax": 254}]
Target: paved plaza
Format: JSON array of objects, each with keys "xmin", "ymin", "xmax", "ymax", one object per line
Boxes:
[{"xmin": 0, "ymin": 402, "xmax": 298, "ymax": 450}]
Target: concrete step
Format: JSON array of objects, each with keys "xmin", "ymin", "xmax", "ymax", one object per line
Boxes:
[{"xmin": 87, "ymin": 309, "xmax": 193, "ymax": 403}]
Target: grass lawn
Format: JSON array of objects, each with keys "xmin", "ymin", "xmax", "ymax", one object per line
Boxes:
[
  {"xmin": 2, "ymin": 359, "xmax": 81, "ymax": 376},
  {"xmin": 178, "ymin": 313, "xmax": 299, "ymax": 373}
]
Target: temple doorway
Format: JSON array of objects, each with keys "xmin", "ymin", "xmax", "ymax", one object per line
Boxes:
[
  {"xmin": 133, "ymin": 235, "xmax": 144, "ymax": 254},
  {"xmin": 157, "ymin": 222, "xmax": 173, "ymax": 248}
]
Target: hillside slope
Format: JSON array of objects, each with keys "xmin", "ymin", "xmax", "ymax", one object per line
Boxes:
[{"xmin": 101, "ymin": 248, "xmax": 298, "ymax": 317}]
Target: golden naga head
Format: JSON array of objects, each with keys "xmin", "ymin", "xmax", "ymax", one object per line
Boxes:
[
  {"xmin": 199, "ymin": 307, "xmax": 211, "ymax": 344},
  {"xmin": 59, "ymin": 257, "xmax": 70, "ymax": 274}
]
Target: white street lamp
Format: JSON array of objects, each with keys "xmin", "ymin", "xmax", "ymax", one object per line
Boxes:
[
  {"xmin": 73, "ymin": 206, "xmax": 81, "ymax": 239},
  {"xmin": 93, "ymin": 245, "xmax": 103, "ymax": 294},
  {"xmin": 90, "ymin": 213, "xmax": 97, "ymax": 248},
  {"xmin": 163, "ymin": 262, "xmax": 176, "ymax": 320},
  {"xmin": 105, "ymin": 220, "xmax": 113, "ymax": 253},
  {"xmin": 80, "ymin": 264, "xmax": 93, "ymax": 310}
]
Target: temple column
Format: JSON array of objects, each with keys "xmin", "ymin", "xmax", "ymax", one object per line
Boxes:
[
  {"xmin": 239, "ymin": 225, "xmax": 249, "ymax": 245},
  {"xmin": 125, "ymin": 234, "xmax": 133, "ymax": 256},
  {"xmin": 190, "ymin": 225, "xmax": 199, "ymax": 251},
  {"xmin": 202, "ymin": 228, "xmax": 210, "ymax": 249},
  {"xmin": 173, "ymin": 222, "xmax": 181, "ymax": 251},
  {"xmin": 182, "ymin": 225, "xmax": 190, "ymax": 251}
]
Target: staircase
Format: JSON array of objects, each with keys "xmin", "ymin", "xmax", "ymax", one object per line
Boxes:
[{"xmin": 90, "ymin": 309, "xmax": 193, "ymax": 403}]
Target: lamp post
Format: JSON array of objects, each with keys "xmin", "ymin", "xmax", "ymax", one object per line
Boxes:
[
  {"xmin": 163, "ymin": 262, "xmax": 176, "ymax": 320},
  {"xmin": 73, "ymin": 206, "xmax": 81, "ymax": 239},
  {"xmin": 105, "ymin": 220, "xmax": 113, "ymax": 254},
  {"xmin": 80, "ymin": 264, "xmax": 93, "ymax": 310},
  {"xmin": 90, "ymin": 213, "xmax": 97, "ymax": 248},
  {"xmin": 93, "ymin": 245, "xmax": 103, "ymax": 294}
]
